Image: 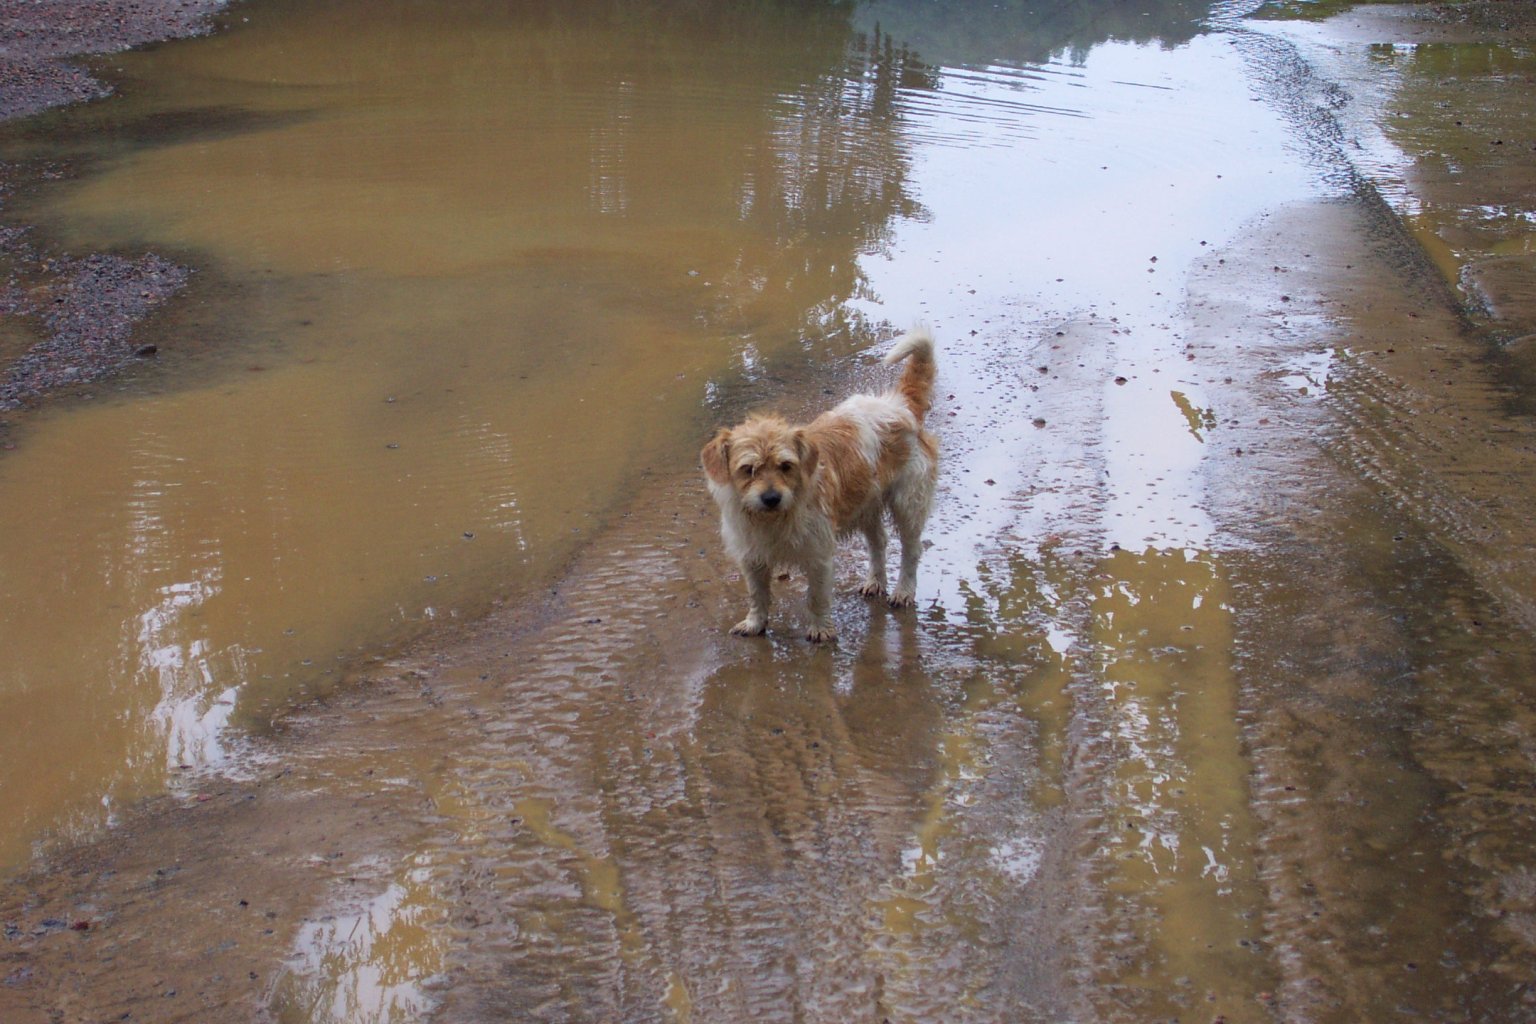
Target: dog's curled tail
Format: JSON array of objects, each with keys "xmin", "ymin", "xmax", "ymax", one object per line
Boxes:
[{"xmin": 882, "ymin": 322, "xmax": 937, "ymax": 423}]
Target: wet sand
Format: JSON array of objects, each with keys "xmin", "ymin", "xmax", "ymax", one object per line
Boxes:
[{"xmin": 5, "ymin": 2, "xmax": 1536, "ymax": 1022}]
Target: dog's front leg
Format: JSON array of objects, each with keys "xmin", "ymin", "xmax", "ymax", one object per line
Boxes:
[
  {"xmin": 731, "ymin": 560, "xmax": 772, "ymax": 636},
  {"xmin": 805, "ymin": 559, "xmax": 837, "ymax": 643}
]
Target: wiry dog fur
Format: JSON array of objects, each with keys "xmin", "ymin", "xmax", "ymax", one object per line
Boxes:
[{"xmin": 701, "ymin": 325, "xmax": 939, "ymax": 642}]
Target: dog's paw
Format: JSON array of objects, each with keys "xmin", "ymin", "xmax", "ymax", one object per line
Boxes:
[
  {"xmin": 858, "ymin": 579, "xmax": 887, "ymax": 599},
  {"xmin": 887, "ymin": 589, "xmax": 917, "ymax": 609},
  {"xmin": 730, "ymin": 617, "xmax": 767, "ymax": 637},
  {"xmin": 805, "ymin": 624, "xmax": 838, "ymax": 644}
]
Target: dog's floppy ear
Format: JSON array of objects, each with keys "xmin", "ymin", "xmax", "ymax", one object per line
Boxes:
[
  {"xmin": 793, "ymin": 429, "xmax": 818, "ymax": 481},
  {"xmin": 701, "ymin": 428, "xmax": 732, "ymax": 485}
]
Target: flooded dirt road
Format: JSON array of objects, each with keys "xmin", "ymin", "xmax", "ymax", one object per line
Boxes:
[{"xmin": 4, "ymin": 1, "xmax": 1536, "ymax": 1021}]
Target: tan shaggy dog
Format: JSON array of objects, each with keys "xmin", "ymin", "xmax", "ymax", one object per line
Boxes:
[{"xmin": 701, "ymin": 325, "xmax": 939, "ymax": 642}]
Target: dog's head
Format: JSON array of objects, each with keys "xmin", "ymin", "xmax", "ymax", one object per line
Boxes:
[{"xmin": 701, "ymin": 415, "xmax": 818, "ymax": 516}]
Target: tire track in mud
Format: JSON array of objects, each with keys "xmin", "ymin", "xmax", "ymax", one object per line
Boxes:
[
  {"xmin": 1323, "ymin": 346, "xmax": 1536, "ymax": 627},
  {"xmin": 1191, "ymin": 198, "xmax": 1536, "ymax": 1021},
  {"xmin": 1187, "ymin": 32, "xmax": 1536, "ymax": 1017},
  {"xmin": 262, "ymin": 311, "xmax": 1257, "ymax": 1024},
  {"xmin": 284, "ymin": 464, "xmax": 1079, "ymax": 1023},
  {"xmin": 1231, "ymin": 13, "xmax": 1536, "ymax": 627}
]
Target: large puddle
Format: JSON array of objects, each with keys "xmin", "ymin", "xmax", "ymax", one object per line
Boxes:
[
  {"xmin": 0, "ymin": 0, "xmax": 1306, "ymax": 869},
  {"xmin": 4, "ymin": 1, "xmax": 1536, "ymax": 1021}
]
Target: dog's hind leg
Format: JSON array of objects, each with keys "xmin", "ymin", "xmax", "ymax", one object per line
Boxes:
[
  {"xmin": 731, "ymin": 561, "xmax": 772, "ymax": 636},
  {"xmin": 888, "ymin": 435, "xmax": 938, "ymax": 608},
  {"xmin": 859, "ymin": 516, "xmax": 888, "ymax": 598},
  {"xmin": 888, "ymin": 483, "xmax": 933, "ymax": 609}
]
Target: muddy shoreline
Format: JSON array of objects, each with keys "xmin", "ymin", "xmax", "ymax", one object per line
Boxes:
[
  {"xmin": 0, "ymin": 0, "xmax": 227, "ymax": 416},
  {"xmin": 4, "ymin": 2, "xmax": 1536, "ymax": 1022}
]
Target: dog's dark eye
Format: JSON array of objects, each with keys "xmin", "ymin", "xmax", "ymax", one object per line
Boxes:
[
  {"xmin": 738, "ymin": 465, "xmax": 755, "ymax": 477},
  {"xmin": 779, "ymin": 461, "xmax": 794, "ymax": 473}
]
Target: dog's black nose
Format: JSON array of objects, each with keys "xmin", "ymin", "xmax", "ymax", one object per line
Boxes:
[{"xmin": 760, "ymin": 489, "xmax": 782, "ymax": 508}]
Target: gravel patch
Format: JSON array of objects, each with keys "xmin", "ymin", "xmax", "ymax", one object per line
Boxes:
[{"xmin": 0, "ymin": 0, "xmax": 229, "ymax": 414}]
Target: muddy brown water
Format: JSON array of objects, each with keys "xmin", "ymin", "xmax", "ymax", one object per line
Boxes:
[{"xmin": 3, "ymin": 1, "xmax": 1536, "ymax": 1021}]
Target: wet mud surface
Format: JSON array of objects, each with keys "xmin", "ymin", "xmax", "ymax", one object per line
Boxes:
[
  {"xmin": 1191, "ymin": 200, "xmax": 1536, "ymax": 1020},
  {"xmin": 5, "ymin": 2, "xmax": 1536, "ymax": 1022},
  {"xmin": 1280, "ymin": 2, "xmax": 1536, "ymax": 334}
]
